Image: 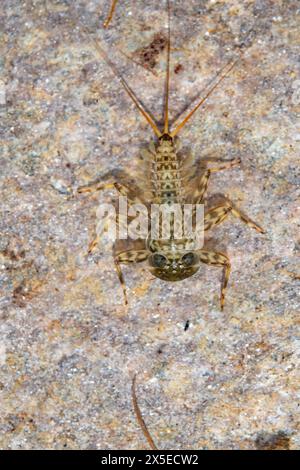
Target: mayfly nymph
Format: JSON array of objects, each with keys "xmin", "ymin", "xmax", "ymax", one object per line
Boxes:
[{"xmin": 77, "ymin": 1, "xmax": 265, "ymax": 310}]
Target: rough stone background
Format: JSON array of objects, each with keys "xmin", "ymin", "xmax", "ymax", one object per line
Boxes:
[{"xmin": 0, "ymin": 0, "xmax": 299, "ymax": 450}]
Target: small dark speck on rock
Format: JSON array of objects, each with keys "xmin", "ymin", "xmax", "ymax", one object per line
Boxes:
[{"xmin": 174, "ymin": 63, "xmax": 183, "ymax": 74}]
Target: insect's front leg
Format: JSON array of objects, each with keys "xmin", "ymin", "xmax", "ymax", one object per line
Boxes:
[
  {"xmin": 204, "ymin": 201, "xmax": 265, "ymax": 233},
  {"xmin": 198, "ymin": 250, "xmax": 231, "ymax": 310},
  {"xmin": 114, "ymin": 250, "xmax": 149, "ymax": 305}
]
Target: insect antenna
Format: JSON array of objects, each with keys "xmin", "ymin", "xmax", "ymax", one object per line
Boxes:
[
  {"xmin": 169, "ymin": 24, "xmax": 262, "ymax": 138},
  {"xmin": 74, "ymin": 15, "xmax": 162, "ymax": 137},
  {"xmin": 132, "ymin": 375, "xmax": 158, "ymax": 450},
  {"xmin": 163, "ymin": 0, "xmax": 171, "ymax": 134},
  {"xmin": 170, "ymin": 56, "xmax": 239, "ymax": 137},
  {"xmin": 103, "ymin": 0, "xmax": 118, "ymax": 28}
]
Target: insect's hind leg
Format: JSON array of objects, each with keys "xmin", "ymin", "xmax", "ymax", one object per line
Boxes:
[
  {"xmin": 192, "ymin": 157, "xmax": 241, "ymax": 204},
  {"xmin": 78, "ymin": 182, "xmax": 115, "ymax": 254},
  {"xmin": 198, "ymin": 250, "xmax": 231, "ymax": 310},
  {"xmin": 207, "ymin": 158, "xmax": 241, "ymax": 173},
  {"xmin": 78, "ymin": 180, "xmax": 144, "ymax": 203},
  {"xmin": 193, "ymin": 170, "xmax": 211, "ymax": 203},
  {"xmin": 77, "ymin": 181, "xmax": 115, "ymax": 194},
  {"xmin": 204, "ymin": 201, "xmax": 265, "ymax": 233},
  {"xmin": 78, "ymin": 181, "xmax": 145, "ymax": 253}
]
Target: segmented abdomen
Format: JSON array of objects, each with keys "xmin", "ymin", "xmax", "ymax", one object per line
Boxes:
[
  {"xmin": 141, "ymin": 138, "xmax": 196, "ymax": 253},
  {"xmin": 151, "ymin": 139, "xmax": 184, "ymax": 204}
]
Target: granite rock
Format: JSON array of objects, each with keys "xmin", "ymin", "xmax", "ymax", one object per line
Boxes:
[{"xmin": 0, "ymin": 0, "xmax": 299, "ymax": 450}]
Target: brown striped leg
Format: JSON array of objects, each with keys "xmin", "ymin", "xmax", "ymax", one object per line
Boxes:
[
  {"xmin": 77, "ymin": 181, "xmax": 115, "ymax": 194},
  {"xmin": 194, "ymin": 170, "xmax": 211, "ymax": 203},
  {"xmin": 198, "ymin": 250, "xmax": 231, "ymax": 310},
  {"xmin": 78, "ymin": 180, "xmax": 144, "ymax": 203},
  {"xmin": 204, "ymin": 201, "xmax": 265, "ymax": 233},
  {"xmin": 78, "ymin": 182, "xmax": 114, "ymax": 254},
  {"xmin": 207, "ymin": 158, "xmax": 241, "ymax": 173},
  {"xmin": 78, "ymin": 181, "xmax": 145, "ymax": 254},
  {"xmin": 114, "ymin": 250, "xmax": 148, "ymax": 305},
  {"xmin": 193, "ymin": 158, "xmax": 241, "ymax": 203},
  {"xmin": 88, "ymin": 232, "xmax": 105, "ymax": 255}
]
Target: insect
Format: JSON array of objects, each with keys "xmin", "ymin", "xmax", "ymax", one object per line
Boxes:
[{"xmin": 77, "ymin": 0, "xmax": 265, "ymax": 310}]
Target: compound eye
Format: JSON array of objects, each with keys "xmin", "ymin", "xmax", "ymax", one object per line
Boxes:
[
  {"xmin": 153, "ymin": 254, "xmax": 167, "ymax": 268},
  {"xmin": 182, "ymin": 252, "xmax": 195, "ymax": 266}
]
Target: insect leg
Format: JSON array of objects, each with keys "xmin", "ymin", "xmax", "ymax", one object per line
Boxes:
[
  {"xmin": 193, "ymin": 170, "xmax": 211, "ymax": 203},
  {"xmin": 132, "ymin": 375, "xmax": 158, "ymax": 450},
  {"xmin": 78, "ymin": 182, "xmax": 113, "ymax": 254},
  {"xmin": 88, "ymin": 230, "xmax": 108, "ymax": 255},
  {"xmin": 79, "ymin": 181, "xmax": 145, "ymax": 254},
  {"xmin": 192, "ymin": 159, "xmax": 241, "ymax": 204},
  {"xmin": 198, "ymin": 250, "xmax": 231, "ymax": 310},
  {"xmin": 77, "ymin": 181, "xmax": 115, "ymax": 194},
  {"xmin": 204, "ymin": 201, "xmax": 265, "ymax": 233},
  {"xmin": 78, "ymin": 181, "xmax": 144, "ymax": 203},
  {"xmin": 207, "ymin": 158, "xmax": 241, "ymax": 173},
  {"xmin": 114, "ymin": 250, "xmax": 148, "ymax": 305},
  {"xmin": 77, "ymin": 182, "xmax": 114, "ymax": 253}
]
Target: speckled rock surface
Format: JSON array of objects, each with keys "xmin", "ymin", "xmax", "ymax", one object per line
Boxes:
[{"xmin": 0, "ymin": 0, "xmax": 299, "ymax": 450}]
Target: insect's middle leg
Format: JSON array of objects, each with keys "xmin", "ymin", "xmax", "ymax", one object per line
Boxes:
[
  {"xmin": 204, "ymin": 201, "xmax": 265, "ymax": 233},
  {"xmin": 198, "ymin": 250, "xmax": 231, "ymax": 310}
]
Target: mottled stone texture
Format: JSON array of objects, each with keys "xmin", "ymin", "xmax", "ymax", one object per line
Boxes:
[{"xmin": 0, "ymin": 0, "xmax": 299, "ymax": 450}]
